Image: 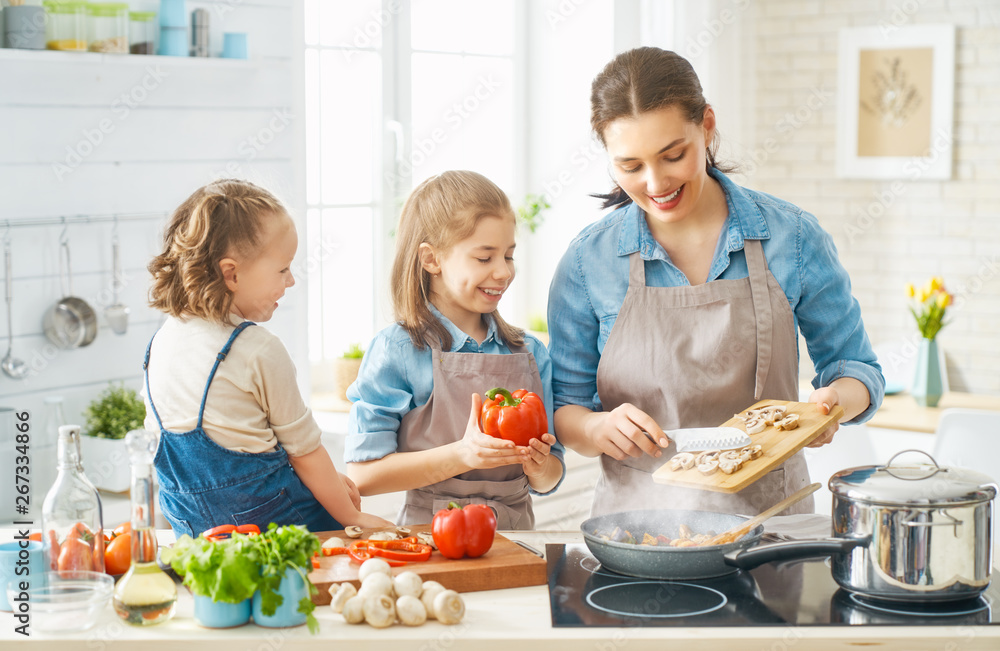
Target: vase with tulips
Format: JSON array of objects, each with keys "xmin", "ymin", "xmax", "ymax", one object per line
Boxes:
[{"xmin": 906, "ymin": 277, "xmax": 953, "ymax": 407}]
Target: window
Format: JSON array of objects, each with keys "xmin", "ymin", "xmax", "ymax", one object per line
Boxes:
[{"xmin": 303, "ymin": 0, "xmax": 519, "ymax": 378}]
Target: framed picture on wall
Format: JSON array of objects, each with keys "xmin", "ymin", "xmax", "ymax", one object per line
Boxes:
[{"xmin": 835, "ymin": 24, "xmax": 955, "ymax": 180}]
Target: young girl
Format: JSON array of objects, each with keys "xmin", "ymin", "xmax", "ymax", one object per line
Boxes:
[
  {"xmin": 345, "ymin": 171, "xmax": 565, "ymax": 530},
  {"xmin": 144, "ymin": 179, "xmax": 391, "ymax": 537}
]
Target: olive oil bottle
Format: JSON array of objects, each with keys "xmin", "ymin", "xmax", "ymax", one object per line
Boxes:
[{"xmin": 113, "ymin": 429, "xmax": 176, "ymax": 625}]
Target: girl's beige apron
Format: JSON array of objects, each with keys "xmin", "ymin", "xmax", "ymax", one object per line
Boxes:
[
  {"xmin": 592, "ymin": 238, "xmax": 814, "ymax": 517},
  {"xmin": 396, "ymin": 338, "xmax": 544, "ymax": 529}
]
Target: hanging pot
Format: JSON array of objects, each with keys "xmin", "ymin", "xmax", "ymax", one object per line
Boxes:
[
  {"xmin": 44, "ymin": 237, "xmax": 98, "ymax": 349},
  {"xmin": 726, "ymin": 450, "xmax": 997, "ymax": 602}
]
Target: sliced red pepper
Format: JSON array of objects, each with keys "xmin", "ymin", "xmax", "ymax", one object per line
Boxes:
[
  {"xmin": 321, "ymin": 546, "xmax": 349, "ymax": 556},
  {"xmin": 202, "ymin": 523, "xmax": 260, "ymax": 541},
  {"xmin": 347, "ymin": 541, "xmax": 413, "ymax": 566},
  {"xmin": 364, "ymin": 539, "xmax": 432, "ymax": 563}
]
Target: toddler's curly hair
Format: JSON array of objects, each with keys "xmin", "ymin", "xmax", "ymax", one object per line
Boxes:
[{"xmin": 148, "ymin": 179, "xmax": 289, "ymax": 325}]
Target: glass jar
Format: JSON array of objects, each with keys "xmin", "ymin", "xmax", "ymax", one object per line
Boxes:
[
  {"xmin": 87, "ymin": 2, "xmax": 127, "ymax": 53},
  {"xmin": 128, "ymin": 10, "xmax": 155, "ymax": 54},
  {"xmin": 43, "ymin": 0, "xmax": 87, "ymax": 51},
  {"xmin": 40, "ymin": 424, "xmax": 105, "ymax": 573}
]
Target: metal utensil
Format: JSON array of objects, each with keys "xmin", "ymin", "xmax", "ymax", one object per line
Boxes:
[
  {"xmin": 668, "ymin": 426, "xmax": 753, "ymax": 452},
  {"xmin": 2, "ymin": 236, "xmax": 28, "ymax": 379},
  {"xmin": 704, "ymin": 482, "xmax": 820, "ymax": 546},
  {"xmin": 104, "ymin": 230, "xmax": 129, "ymax": 335},
  {"xmin": 43, "ymin": 232, "xmax": 98, "ymax": 349}
]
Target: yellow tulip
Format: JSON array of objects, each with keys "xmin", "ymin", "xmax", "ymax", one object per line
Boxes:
[
  {"xmin": 918, "ymin": 288, "xmax": 930, "ymax": 303},
  {"xmin": 936, "ymin": 292, "xmax": 951, "ymax": 309},
  {"xmin": 905, "ymin": 283, "xmax": 915, "ymax": 298},
  {"xmin": 930, "ymin": 276, "xmax": 943, "ymax": 291}
]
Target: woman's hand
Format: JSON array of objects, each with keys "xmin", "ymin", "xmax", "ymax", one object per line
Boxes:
[
  {"xmin": 519, "ymin": 433, "xmax": 557, "ymax": 479},
  {"xmin": 456, "ymin": 393, "xmax": 525, "ymax": 470},
  {"xmin": 586, "ymin": 402, "xmax": 669, "ymax": 461},
  {"xmin": 807, "ymin": 386, "xmax": 842, "ymax": 447}
]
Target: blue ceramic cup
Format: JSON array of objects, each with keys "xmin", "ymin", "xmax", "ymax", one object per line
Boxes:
[
  {"xmin": 221, "ymin": 32, "xmax": 248, "ymax": 59},
  {"xmin": 0, "ymin": 540, "xmax": 45, "ymax": 612},
  {"xmin": 252, "ymin": 568, "xmax": 308, "ymax": 627},
  {"xmin": 158, "ymin": 26, "xmax": 187, "ymax": 56},
  {"xmin": 193, "ymin": 595, "xmax": 252, "ymax": 628}
]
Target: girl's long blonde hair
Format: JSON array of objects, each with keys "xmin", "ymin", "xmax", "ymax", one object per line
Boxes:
[
  {"xmin": 391, "ymin": 170, "xmax": 524, "ymax": 350},
  {"xmin": 148, "ymin": 179, "xmax": 290, "ymax": 325}
]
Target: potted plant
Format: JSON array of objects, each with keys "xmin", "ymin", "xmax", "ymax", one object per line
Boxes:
[
  {"xmin": 80, "ymin": 383, "xmax": 146, "ymax": 492},
  {"xmin": 517, "ymin": 194, "xmax": 550, "ymax": 234},
  {"xmin": 334, "ymin": 343, "xmax": 365, "ymax": 403},
  {"xmin": 164, "ymin": 524, "xmax": 321, "ymax": 632}
]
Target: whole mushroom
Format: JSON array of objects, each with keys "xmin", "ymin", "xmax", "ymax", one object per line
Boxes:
[
  {"xmin": 341, "ymin": 595, "xmax": 366, "ymax": 624},
  {"xmin": 420, "ymin": 580, "xmax": 447, "ymax": 620},
  {"xmin": 363, "ymin": 594, "xmax": 396, "ymax": 628},
  {"xmin": 358, "ymin": 557, "xmax": 393, "ymax": 582},
  {"xmin": 395, "ymin": 595, "xmax": 427, "ymax": 626},
  {"xmin": 328, "ymin": 582, "xmax": 357, "ymax": 614},
  {"xmin": 433, "ymin": 589, "xmax": 465, "ymax": 625},
  {"xmin": 393, "ymin": 571, "xmax": 423, "ymax": 599},
  {"xmin": 358, "ymin": 571, "xmax": 395, "ymax": 600}
]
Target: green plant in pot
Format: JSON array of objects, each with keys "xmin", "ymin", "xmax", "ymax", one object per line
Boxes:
[
  {"xmin": 164, "ymin": 524, "xmax": 321, "ymax": 632},
  {"xmin": 334, "ymin": 343, "xmax": 365, "ymax": 403},
  {"xmin": 80, "ymin": 384, "xmax": 146, "ymax": 492}
]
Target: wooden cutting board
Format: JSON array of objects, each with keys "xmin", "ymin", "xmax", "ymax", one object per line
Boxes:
[
  {"xmin": 651, "ymin": 399, "xmax": 844, "ymax": 493},
  {"xmin": 308, "ymin": 525, "xmax": 546, "ymax": 605}
]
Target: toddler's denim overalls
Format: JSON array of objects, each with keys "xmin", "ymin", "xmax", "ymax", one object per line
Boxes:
[{"xmin": 144, "ymin": 321, "xmax": 342, "ymax": 537}]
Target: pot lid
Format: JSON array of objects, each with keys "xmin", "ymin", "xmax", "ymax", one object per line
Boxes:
[{"xmin": 830, "ymin": 450, "xmax": 998, "ymax": 506}]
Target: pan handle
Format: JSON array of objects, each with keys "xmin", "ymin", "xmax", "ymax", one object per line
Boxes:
[{"xmin": 723, "ymin": 537, "xmax": 869, "ymax": 570}]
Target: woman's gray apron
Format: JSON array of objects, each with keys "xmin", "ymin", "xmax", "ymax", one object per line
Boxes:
[
  {"xmin": 592, "ymin": 238, "xmax": 813, "ymax": 517},
  {"xmin": 395, "ymin": 338, "xmax": 544, "ymax": 529}
]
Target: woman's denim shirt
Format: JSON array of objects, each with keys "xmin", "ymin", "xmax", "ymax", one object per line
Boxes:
[
  {"xmin": 547, "ymin": 167, "xmax": 885, "ymax": 424},
  {"xmin": 346, "ymin": 306, "xmax": 564, "ymax": 495}
]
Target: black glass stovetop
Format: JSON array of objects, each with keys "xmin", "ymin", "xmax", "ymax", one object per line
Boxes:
[{"xmin": 546, "ymin": 544, "xmax": 1000, "ymax": 627}]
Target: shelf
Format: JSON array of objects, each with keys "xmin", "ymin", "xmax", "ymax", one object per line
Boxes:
[{"xmin": 0, "ymin": 48, "xmax": 277, "ymax": 67}]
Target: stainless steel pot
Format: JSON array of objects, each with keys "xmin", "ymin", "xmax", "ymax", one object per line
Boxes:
[
  {"xmin": 44, "ymin": 237, "xmax": 97, "ymax": 349},
  {"xmin": 726, "ymin": 450, "xmax": 998, "ymax": 602},
  {"xmin": 581, "ymin": 509, "xmax": 765, "ymax": 580}
]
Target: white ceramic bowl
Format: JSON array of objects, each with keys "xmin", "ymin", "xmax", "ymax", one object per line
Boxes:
[{"xmin": 6, "ymin": 571, "xmax": 114, "ymax": 633}]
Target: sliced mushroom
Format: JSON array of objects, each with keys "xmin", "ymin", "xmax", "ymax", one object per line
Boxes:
[
  {"xmin": 745, "ymin": 417, "xmax": 766, "ymax": 435},
  {"xmin": 344, "ymin": 525, "xmax": 364, "ymax": 539},
  {"xmin": 677, "ymin": 523, "xmax": 694, "ymax": 540},
  {"xmin": 697, "ymin": 458, "xmax": 719, "ymax": 475},
  {"xmin": 775, "ymin": 414, "xmax": 800, "ymax": 431},
  {"xmin": 695, "ymin": 450, "xmax": 720, "ymax": 466},
  {"xmin": 328, "ymin": 582, "xmax": 357, "ymax": 613},
  {"xmin": 669, "ymin": 452, "xmax": 695, "ymax": 471},
  {"xmin": 748, "ymin": 444, "xmax": 763, "ymax": 459},
  {"xmin": 719, "ymin": 457, "xmax": 743, "ymax": 474},
  {"xmin": 368, "ymin": 530, "xmax": 399, "ymax": 541},
  {"xmin": 739, "ymin": 447, "xmax": 754, "ymax": 463},
  {"xmin": 395, "ymin": 526, "xmax": 411, "ymax": 537},
  {"xmin": 718, "ymin": 450, "xmax": 741, "ymax": 463},
  {"xmin": 416, "ymin": 531, "xmax": 437, "ymax": 549}
]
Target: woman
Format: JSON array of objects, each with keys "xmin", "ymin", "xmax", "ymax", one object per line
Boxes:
[{"xmin": 547, "ymin": 47, "xmax": 884, "ymax": 517}]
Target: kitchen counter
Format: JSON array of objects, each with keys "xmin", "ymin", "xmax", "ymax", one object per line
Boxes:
[
  {"xmin": 867, "ymin": 391, "xmax": 1000, "ymax": 433},
  {"xmin": 3, "ymin": 528, "xmax": 999, "ymax": 650}
]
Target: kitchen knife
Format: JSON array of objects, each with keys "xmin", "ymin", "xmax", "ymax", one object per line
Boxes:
[{"xmin": 667, "ymin": 426, "xmax": 752, "ymax": 452}]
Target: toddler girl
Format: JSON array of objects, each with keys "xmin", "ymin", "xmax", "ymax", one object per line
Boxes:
[
  {"xmin": 144, "ymin": 179, "xmax": 391, "ymax": 536},
  {"xmin": 346, "ymin": 171, "xmax": 565, "ymax": 529}
]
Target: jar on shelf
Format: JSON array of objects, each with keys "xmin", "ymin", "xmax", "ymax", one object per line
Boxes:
[
  {"xmin": 87, "ymin": 2, "xmax": 128, "ymax": 53},
  {"xmin": 128, "ymin": 10, "xmax": 156, "ymax": 54},
  {"xmin": 43, "ymin": 0, "xmax": 87, "ymax": 51}
]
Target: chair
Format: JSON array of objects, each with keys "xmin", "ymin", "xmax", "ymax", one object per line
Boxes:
[
  {"xmin": 803, "ymin": 424, "xmax": 879, "ymax": 515},
  {"xmin": 931, "ymin": 408, "xmax": 1000, "ymax": 564}
]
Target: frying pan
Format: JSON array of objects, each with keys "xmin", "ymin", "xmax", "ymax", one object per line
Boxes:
[
  {"xmin": 44, "ymin": 237, "xmax": 97, "ymax": 349},
  {"xmin": 580, "ymin": 509, "xmax": 765, "ymax": 580}
]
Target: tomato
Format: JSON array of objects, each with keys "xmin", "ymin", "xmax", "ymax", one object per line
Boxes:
[
  {"xmin": 58, "ymin": 538, "xmax": 95, "ymax": 573},
  {"xmin": 113, "ymin": 522, "xmax": 132, "ymax": 538},
  {"xmin": 28, "ymin": 532, "xmax": 42, "ymax": 542},
  {"xmin": 104, "ymin": 533, "xmax": 132, "ymax": 575}
]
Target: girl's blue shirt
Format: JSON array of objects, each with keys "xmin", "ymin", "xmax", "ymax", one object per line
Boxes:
[
  {"xmin": 346, "ymin": 305, "xmax": 564, "ymax": 495},
  {"xmin": 547, "ymin": 167, "xmax": 885, "ymax": 423}
]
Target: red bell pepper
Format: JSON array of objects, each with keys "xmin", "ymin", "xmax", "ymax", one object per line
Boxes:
[
  {"xmin": 432, "ymin": 502, "xmax": 497, "ymax": 560},
  {"xmin": 479, "ymin": 387, "xmax": 548, "ymax": 447}
]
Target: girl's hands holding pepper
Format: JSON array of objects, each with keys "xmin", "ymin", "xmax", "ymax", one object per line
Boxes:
[
  {"xmin": 457, "ymin": 393, "xmax": 525, "ymax": 470},
  {"xmin": 519, "ymin": 432, "xmax": 556, "ymax": 479}
]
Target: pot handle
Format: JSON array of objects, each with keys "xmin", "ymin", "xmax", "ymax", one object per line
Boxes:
[{"xmin": 723, "ymin": 537, "xmax": 869, "ymax": 570}]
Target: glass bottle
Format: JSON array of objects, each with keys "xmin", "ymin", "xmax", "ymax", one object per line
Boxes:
[
  {"xmin": 34, "ymin": 397, "xmax": 66, "ymax": 507},
  {"xmin": 40, "ymin": 424, "xmax": 105, "ymax": 573},
  {"xmin": 113, "ymin": 429, "xmax": 176, "ymax": 626}
]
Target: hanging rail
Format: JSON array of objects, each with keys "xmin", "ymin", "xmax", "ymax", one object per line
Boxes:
[{"xmin": 2, "ymin": 212, "xmax": 168, "ymax": 230}]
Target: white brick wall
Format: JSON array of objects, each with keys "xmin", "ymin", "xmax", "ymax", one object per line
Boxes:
[{"xmin": 743, "ymin": 0, "xmax": 1000, "ymax": 395}]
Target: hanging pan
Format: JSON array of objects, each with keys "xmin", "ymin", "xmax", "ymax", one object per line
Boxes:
[{"xmin": 44, "ymin": 232, "xmax": 97, "ymax": 349}]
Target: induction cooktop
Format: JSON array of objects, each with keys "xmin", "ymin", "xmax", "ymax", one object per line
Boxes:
[{"xmin": 546, "ymin": 543, "xmax": 1000, "ymax": 627}]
